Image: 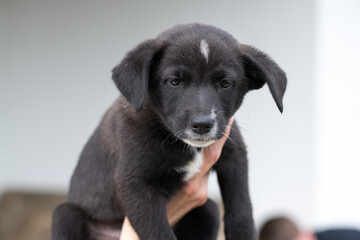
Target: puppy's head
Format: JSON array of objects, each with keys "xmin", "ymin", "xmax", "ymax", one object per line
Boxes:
[{"xmin": 112, "ymin": 24, "xmax": 287, "ymax": 148}]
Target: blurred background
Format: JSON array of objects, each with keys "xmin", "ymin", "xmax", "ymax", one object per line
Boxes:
[{"xmin": 1, "ymin": 0, "xmax": 359, "ymax": 239}]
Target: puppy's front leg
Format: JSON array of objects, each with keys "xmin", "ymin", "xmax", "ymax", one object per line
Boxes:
[
  {"xmin": 216, "ymin": 143, "xmax": 255, "ymax": 240},
  {"xmin": 117, "ymin": 182, "xmax": 176, "ymax": 240}
]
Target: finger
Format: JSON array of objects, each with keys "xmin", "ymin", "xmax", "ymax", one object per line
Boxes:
[
  {"xmin": 199, "ymin": 172, "xmax": 210, "ymax": 190},
  {"xmin": 201, "ymin": 117, "xmax": 235, "ymax": 172},
  {"xmin": 208, "ymin": 116, "xmax": 234, "ymax": 153},
  {"xmin": 200, "ymin": 146, "xmax": 217, "ymax": 173},
  {"xmin": 189, "ymin": 117, "xmax": 234, "ymax": 186},
  {"xmin": 221, "ymin": 116, "xmax": 234, "ymax": 143},
  {"xmin": 196, "ymin": 172, "xmax": 209, "ymax": 205}
]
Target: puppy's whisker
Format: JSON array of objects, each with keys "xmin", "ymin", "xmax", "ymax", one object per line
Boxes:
[
  {"xmin": 236, "ymin": 121, "xmax": 256, "ymax": 130},
  {"xmin": 221, "ymin": 131, "xmax": 234, "ymax": 143},
  {"xmin": 171, "ymin": 131, "xmax": 183, "ymax": 144},
  {"xmin": 218, "ymin": 122, "xmax": 251, "ymax": 133},
  {"xmin": 160, "ymin": 132, "xmax": 175, "ymax": 149}
]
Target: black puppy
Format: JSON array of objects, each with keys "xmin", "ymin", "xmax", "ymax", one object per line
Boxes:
[{"xmin": 52, "ymin": 23, "xmax": 287, "ymax": 240}]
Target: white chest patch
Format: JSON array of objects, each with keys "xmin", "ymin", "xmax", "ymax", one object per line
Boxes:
[
  {"xmin": 176, "ymin": 150, "xmax": 204, "ymax": 181},
  {"xmin": 200, "ymin": 39, "xmax": 210, "ymax": 63}
]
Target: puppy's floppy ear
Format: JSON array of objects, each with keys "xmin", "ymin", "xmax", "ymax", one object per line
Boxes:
[
  {"xmin": 112, "ymin": 39, "xmax": 163, "ymax": 111},
  {"xmin": 240, "ymin": 44, "xmax": 287, "ymax": 113}
]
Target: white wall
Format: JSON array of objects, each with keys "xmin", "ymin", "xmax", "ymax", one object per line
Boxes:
[
  {"xmin": 0, "ymin": 0, "xmax": 316, "ymax": 228},
  {"xmin": 0, "ymin": 0, "xmax": 9, "ymax": 146},
  {"xmin": 314, "ymin": 0, "xmax": 360, "ymax": 229}
]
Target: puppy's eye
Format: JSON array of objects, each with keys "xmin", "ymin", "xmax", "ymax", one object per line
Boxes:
[
  {"xmin": 220, "ymin": 80, "xmax": 232, "ymax": 88},
  {"xmin": 168, "ymin": 78, "xmax": 181, "ymax": 86}
]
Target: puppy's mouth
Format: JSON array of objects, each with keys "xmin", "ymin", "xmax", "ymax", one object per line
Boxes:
[{"xmin": 181, "ymin": 138, "xmax": 215, "ymax": 148}]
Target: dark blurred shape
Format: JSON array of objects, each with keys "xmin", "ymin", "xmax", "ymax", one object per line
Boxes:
[
  {"xmin": 0, "ymin": 191, "xmax": 66, "ymax": 240},
  {"xmin": 316, "ymin": 229, "xmax": 360, "ymax": 240},
  {"xmin": 258, "ymin": 216, "xmax": 360, "ymax": 240},
  {"xmin": 0, "ymin": 191, "xmax": 227, "ymax": 240},
  {"xmin": 259, "ymin": 216, "xmax": 299, "ymax": 240}
]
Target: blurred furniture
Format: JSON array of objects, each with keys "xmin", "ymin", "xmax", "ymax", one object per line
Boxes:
[
  {"xmin": 0, "ymin": 191, "xmax": 225, "ymax": 240},
  {"xmin": 0, "ymin": 191, "xmax": 66, "ymax": 240}
]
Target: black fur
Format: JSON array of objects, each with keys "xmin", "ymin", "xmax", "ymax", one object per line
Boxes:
[{"xmin": 52, "ymin": 23, "xmax": 287, "ymax": 240}]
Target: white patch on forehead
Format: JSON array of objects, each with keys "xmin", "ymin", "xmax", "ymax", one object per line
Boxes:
[
  {"xmin": 210, "ymin": 108, "xmax": 216, "ymax": 120},
  {"xmin": 200, "ymin": 39, "xmax": 210, "ymax": 63},
  {"xmin": 176, "ymin": 149, "xmax": 204, "ymax": 181}
]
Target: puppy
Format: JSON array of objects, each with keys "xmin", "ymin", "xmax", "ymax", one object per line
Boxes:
[{"xmin": 52, "ymin": 23, "xmax": 287, "ymax": 240}]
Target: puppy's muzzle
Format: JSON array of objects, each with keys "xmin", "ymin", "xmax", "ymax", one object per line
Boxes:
[
  {"xmin": 191, "ymin": 115, "xmax": 214, "ymax": 134},
  {"xmin": 182, "ymin": 114, "xmax": 217, "ymax": 148}
]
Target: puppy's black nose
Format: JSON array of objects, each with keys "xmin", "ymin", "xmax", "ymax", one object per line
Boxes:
[{"xmin": 191, "ymin": 116, "xmax": 213, "ymax": 134}]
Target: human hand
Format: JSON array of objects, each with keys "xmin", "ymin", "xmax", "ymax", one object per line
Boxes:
[
  {"xmin": 166, "ymin": 117, "xmax": 234, "ymax": 226},
  {"xmin": 295, "ymin": 232, "xmax": 318, "ymax": 240},
  {"xmin": 120, "ymin": 117, "xmax": 235, "ymax": 240}
]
